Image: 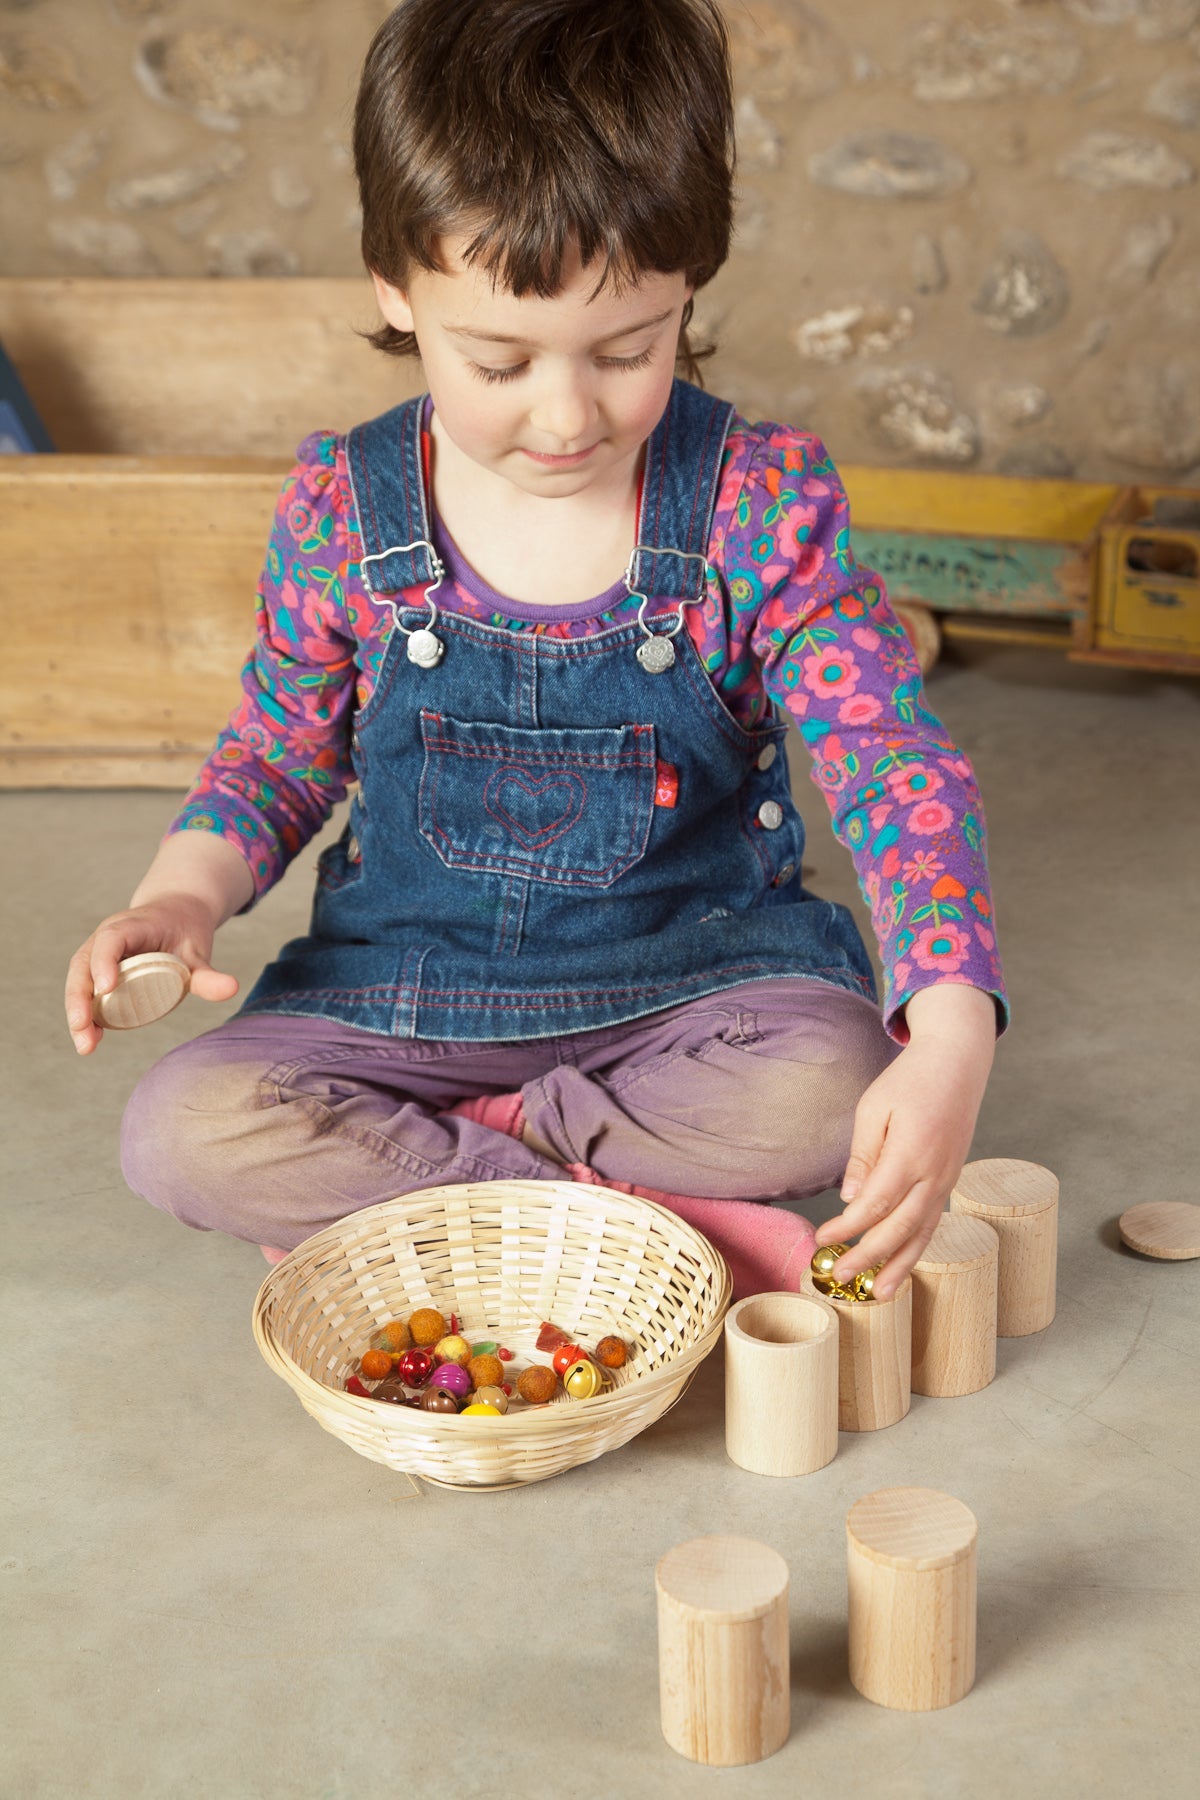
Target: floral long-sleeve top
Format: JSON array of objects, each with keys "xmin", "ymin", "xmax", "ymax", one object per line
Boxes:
[{"xmin": 169, "ymin": 409, "xmax": 1007, "ymax": 1040}]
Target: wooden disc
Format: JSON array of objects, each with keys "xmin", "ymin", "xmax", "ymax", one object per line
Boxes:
[
  {"xmin": 656, "ymin": 1536, "xmax": 789, "ymax": 1622},
  {"xmin": 952, "ymin": 1158, "xmax": 1058, "ymax": 1218},
  {"xmin": 847, "ymin": 1486, "xmax": 977, "ymax": 1572},
  {"xmin": 92, "ymin": 952, "xmax": 190, "ymax": 1030},
  {"xmin": 1118, "ymin": 1201, "xmax": 1200, "ymax": 1261},
  {"xmin": 914, "ymin": 1213, "xmax": 998, "ymax": 1274}
]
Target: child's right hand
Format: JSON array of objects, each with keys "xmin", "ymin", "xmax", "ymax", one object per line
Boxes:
[{"xmin": 65, "ymin": 896, "xmax": 239, "ymax": 1056}]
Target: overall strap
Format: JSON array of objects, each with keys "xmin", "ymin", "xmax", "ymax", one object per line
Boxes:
[
  {"xmin": 630, "ymin": 378, "xmax": 736, "ymax": 601},
  {"xmin": 346, "ymin": 397, "xmax": 438, "ymax": 594}
]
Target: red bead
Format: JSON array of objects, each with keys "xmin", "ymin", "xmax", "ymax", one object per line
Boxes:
[
  {"xmin": 552, "ymin": 1344, "xmax": 586, "ymax": 1377},
  {"xmin": 498, "ymin": 1347, "xmax": 514, "ymax": 1361}
]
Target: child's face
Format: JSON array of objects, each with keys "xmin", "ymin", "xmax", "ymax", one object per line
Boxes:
[{"xmin": 372, "ymin": 235, "xmax": 692, "ymax": 499}]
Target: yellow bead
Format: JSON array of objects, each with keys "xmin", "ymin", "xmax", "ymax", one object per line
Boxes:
[{"xmin": 461, "ymin": 1402, "xmax": 503, "ymax": 1416}]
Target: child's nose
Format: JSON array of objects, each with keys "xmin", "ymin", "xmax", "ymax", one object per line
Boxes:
[{"xmin": 529, "ymin": 375, "xmax": 597, "ymax": 449}]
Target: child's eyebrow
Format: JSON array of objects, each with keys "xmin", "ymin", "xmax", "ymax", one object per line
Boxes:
[{"xmin": 443, "ymin": 309, "xmax": 675, "ymax": 347}]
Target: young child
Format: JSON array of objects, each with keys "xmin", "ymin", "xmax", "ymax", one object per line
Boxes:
[{"xmin": 65, "ymin": 0, "xmax": 1006, "ymax": 1303}]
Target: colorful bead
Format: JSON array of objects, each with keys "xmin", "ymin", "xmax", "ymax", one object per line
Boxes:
[
  {"xmin": 461, "ymin": 1403, "xmax": 503, "ymax": 1416},
  {"xmin": 427, "ymin": 1361, "xmax": 471, "ymax": 1397}
]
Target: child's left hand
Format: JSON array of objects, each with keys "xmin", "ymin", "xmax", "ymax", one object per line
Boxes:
[{"xmin": 813, "ymin": 984, "xmax": 998, "ymax": 1300}]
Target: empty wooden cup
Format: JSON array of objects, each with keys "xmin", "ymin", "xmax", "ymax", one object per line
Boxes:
[
  {"xmin": 847, "ymin": 1486, "xmax": 978, "ymax": 1711},
  {"xmin": 911, "ymin": 1214, "xmax": 999, "ymax": 1398},
  {"xmin": 656, "ymin": 1535, "xmax": 790, "ymax": 1766},
  {"xmin": 725, "ymin": 1292, "xmax": 838, "ymax": 1477},
  {"xmin": 800, "ymin": 1269, "xmax": 912, "ymax": 1431},
  {"xmin": 951, "ymin": 1158, "xmax": 1058, "ymax": 1336}
]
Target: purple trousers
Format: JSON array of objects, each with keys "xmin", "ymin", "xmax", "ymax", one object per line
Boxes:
[{"xmin": 120, "ymin": 978, "xmax": 897, "ymax": 1251}]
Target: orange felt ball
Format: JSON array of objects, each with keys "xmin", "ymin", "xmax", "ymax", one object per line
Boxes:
[
  {"xmin": 517, "ymin": 1364, "xmax": 558, "ymax": 1406},
  {"xmin": 595, "ymin": 1336, "xmax": 628, "ymax": 1369},
  {"xmin": 468, "ymin": 1353, "xmax": 504, "ymax": 1390},
  {"xmin": 382, "ymin": 1318, "xmax": 412, "ymax": 1351},
  {"xmin": 360, "ymin": 1349, "xmax": 392, "ymax": 1380},
  {"xmin": 408, "ymin": 1308, "xmax": 447, "ymax": 1347}
]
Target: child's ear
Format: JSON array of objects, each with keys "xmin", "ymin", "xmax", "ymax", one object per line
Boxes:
[{"xmin": 371, "ymin": 271, "xmax": 415, "ymax": 333}]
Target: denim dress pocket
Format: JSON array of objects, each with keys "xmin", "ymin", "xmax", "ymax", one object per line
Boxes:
[{"xmin": 418, "ymin": 710, "xmax": 657, "ymax": 888}]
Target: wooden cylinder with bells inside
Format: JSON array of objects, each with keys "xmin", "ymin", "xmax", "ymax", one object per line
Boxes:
[
  {"xmin": 950, "ymin": 1158, "xmax": 1058, "ymax": 1336},
  {"xmin": 800, "ymin": 1270, "xmax": 912, "ymax": 1432},
  {"xmin": 847, "ymin": 1486, "xmax": 978, "ymax": 1712},
  {"xmin": 911, "ymin": 1215, "xmax": 999, "ymax": 1398},
  {"xmin": 656, "ymin": 1536, "xmax": 790, "ymax": 1766},
  {"xmin": 724, "ymin": 1292, "xmax": 839, "ymax": 1477}
]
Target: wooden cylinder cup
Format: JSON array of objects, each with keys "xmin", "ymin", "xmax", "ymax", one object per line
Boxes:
[
  {"xmin": 725, "ymin": 1292, "xmax": 838, "ymax": 1476},
  {"xmin": 656, "ymin": 1536, "xmax": 790, "ymax": 1766},
  {"xmin": 951, "ymin": 1158, "xmax": 1058, "ymax": 1336},
  {"xmin": 800, "ymin": 1270, "xmax": 912, "ymax": 1431},
  {"xmin": 911, "ymin": 1215, "xmax": 999, "ymax": 1398},
  {"xmin": 847, "ymin": 1486, "xmax": 978, "ymax": 1711}
]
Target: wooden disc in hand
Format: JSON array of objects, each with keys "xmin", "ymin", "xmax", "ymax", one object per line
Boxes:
[{"xmin": 92, "ymin": 953, "xmax": 191, "ymax": 1030}]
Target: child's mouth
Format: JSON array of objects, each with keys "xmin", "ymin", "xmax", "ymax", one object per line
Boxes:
[{"xmin": 521, "ymin": 444, "xmax": 598, "ymax": 467}]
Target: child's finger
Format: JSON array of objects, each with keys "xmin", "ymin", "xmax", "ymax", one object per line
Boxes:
[
  {"xmin": 863, "ymin": 1205, "xmax": 944, "ymax": 1301},
  {"xmin": 837, "ymin": 1102, "xmax": 890, "ymax": 1205},
  {"xmin": 830, "ymin": 1182, "xmax": 940, "ymax": 1291},
  {"xmin": 188, "ymin": 963, "xmax": 240, "ymax": 1003}
]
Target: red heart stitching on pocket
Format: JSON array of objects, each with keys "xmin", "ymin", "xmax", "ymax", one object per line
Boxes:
[{"xmin": 483, "ymin": 768, "xmax": 586, "ymax": 849}]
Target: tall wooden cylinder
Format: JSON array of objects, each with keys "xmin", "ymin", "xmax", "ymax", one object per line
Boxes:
[
  {"xmin": 656, "ymin": 1536, "xmax": 790, "ymax": 1766},
  {"xmin": 800, "ymin": 1271, "xmax": 912, "ymax": 1431},
  {"xmin": 847, "ymin": 1487, "xmax": 977, "ymax": 1711},
  {"xmin": 911, "ymin": 1215, "xmax": 998, "ymax": 1398},
  {"xmin": 951, "ymin": 1158, "xmax": 1058, "ymax": 1336},
  {"xmin": 725, "ymin": 1292, "xmax": 838, "ymax": 1476}
]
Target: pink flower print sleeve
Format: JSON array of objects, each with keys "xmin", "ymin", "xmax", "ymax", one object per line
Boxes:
[
  {"xmin": 706, "ymin": 426, "xmax": 1006, "ymax": 1040},
  {"xmin": 168, "ymin": 433, "xmax": 361, "ymax": 894}
]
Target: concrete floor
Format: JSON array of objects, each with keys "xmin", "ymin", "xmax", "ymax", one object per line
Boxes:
[{"xmin": 3, "ymin": 642, "xmax": 1198, "ymax": 1799}]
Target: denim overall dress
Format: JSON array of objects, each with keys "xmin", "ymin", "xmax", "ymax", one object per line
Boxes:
[{"xmin": 241, "ymin": 379, "xmax": 876, "ymax": 1040}]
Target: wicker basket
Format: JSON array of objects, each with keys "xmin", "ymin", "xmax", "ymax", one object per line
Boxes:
[{"xmin": 252, "ymin": 1179, "xmax": 731, "ymax": 1490}]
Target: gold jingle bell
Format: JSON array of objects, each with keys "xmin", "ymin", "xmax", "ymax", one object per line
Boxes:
[
  {"xmin": 810, "ymin": 1243, "xmax": 849, "ymax": 1281},
  {"xmin": 852, "ymin": 1266, "xmax": 882, "ymax": 1301},
  {"xmin": 563, "ymin": 1358, "xmax": 605, "ymax": 1400}
]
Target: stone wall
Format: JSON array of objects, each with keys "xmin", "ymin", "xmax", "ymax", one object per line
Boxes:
[{"xmin": 1, "ymin": 0, "xmax": 1197, "ymax": 481}]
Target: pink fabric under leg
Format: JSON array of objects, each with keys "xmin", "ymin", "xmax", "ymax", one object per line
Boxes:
[{"xmin": 565, "ymin": 1161, "xmax": 816, "ymax": 1301}]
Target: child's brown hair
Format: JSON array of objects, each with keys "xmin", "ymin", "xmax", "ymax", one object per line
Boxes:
[{"xmin": 354, "ymin": 0, "xmax": 735, "ymax": 383}]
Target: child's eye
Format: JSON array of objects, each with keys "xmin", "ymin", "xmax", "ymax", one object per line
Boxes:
[
  {"xmin": 470, "ymin": 362, "xmax": 527, "ymax": 384},
  {"xmin": 598, "ymin": 347, "xmax": 656, "ymax": 371},
  {"xmin": 469, "ymin": 346, "xmax": 657, "ymax": 384}
]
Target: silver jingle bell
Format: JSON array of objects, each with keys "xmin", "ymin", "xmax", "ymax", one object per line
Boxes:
[
  {"xmin": 636, "ymin": 635, "xmax": 676, "ymax": 674},
  {"xmin": 406, "ymin": 627, "xmax": 445, "ymax": 669}
]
